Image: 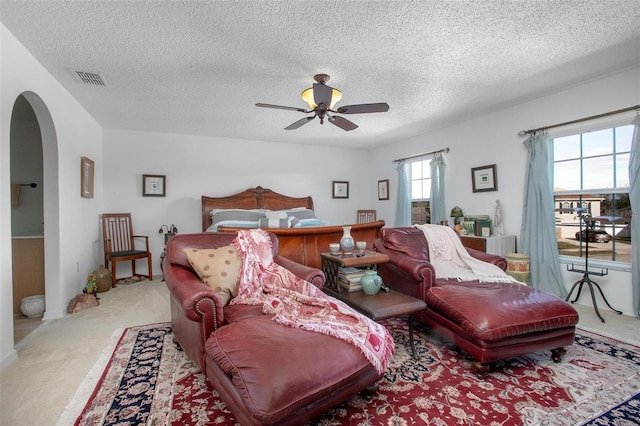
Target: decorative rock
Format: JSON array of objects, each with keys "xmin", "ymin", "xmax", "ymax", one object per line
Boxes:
[{"xmin": 67, "ymin": 293, "xmax": 99, "ymax": 314}]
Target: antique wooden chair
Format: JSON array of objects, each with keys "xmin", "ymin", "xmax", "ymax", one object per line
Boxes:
[{"xmin": 102, "ymin": 213, "xmax": 153, "ymax": 287}]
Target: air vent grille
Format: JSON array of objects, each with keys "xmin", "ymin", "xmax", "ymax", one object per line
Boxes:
[{"xmin": 71, "ymin": 70, "xmax": 108, "ymax": 87}]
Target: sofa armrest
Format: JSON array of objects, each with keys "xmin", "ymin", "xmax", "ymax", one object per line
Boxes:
[
  {"xmin": 385, "ymin": 250, "xmax": 436, "ymax": 283},
  {"xmin": 466, "ymin": 248, "xmax": 508, "ymax": 271},
  {"xmin": 275, "ymin": 255, "xmax": 326, "ymax": 288},
  {"xmin": 164, "ymin": 264, "xmax": 225, "ymax": 329}
]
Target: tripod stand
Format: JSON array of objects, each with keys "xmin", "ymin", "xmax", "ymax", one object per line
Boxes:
[{"xmin": 565, "ymin": 212, "xmax": 622, "ymax": 323}]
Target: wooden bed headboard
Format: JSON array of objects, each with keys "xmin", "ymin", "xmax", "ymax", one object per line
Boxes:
[{"xmin": 202, "ymin": 186, "xmax": 314, "ymax": 231}]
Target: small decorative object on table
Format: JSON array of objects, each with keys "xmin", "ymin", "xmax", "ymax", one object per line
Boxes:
[
  {"xmin": 450, "ymin": 206, "xmax": 464, "ymax": 235},
  {"xmin": 360, "ymin": 270, "xmax": 383, "ymax": 295},
  {"xmin": 494, "ymin": 199, "xmax": 504, "ymax": 236},
  {"xmin": 329, "ymin": 243, "xmax": 341, "ymax": 255},
  {"xmin": 340, "ymin": 225, "xmax": 355, "ymax": 254},
  {"xmin": 356, "ymin": 241, "xmax": 367, "ymax": 255}
]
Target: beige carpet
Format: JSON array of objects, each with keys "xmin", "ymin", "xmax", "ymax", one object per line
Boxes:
[{"xmin": 1, "ymin": 279, "xmax": 170, "ymax": 426}]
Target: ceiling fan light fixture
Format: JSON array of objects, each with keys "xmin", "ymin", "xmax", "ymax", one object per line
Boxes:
[
  {"xmin": 301, "ymin": 87, "xmax": 342, "ymax": 109},
  {"xmin": 301, "ymin": 87, "xmax": 316, "ymax": 109}
]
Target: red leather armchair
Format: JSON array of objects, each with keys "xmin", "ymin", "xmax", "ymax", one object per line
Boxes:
[
  {"xmin": 163, "ymin": 231, "xmax": 324, "ymax": 373},
  {"xmin": 164, "ymin": 232, "xmax": 383, "ymax": 425},
  {"xmin": 374, "ymin": 227, "xmax": 579, "ymax": 377}
]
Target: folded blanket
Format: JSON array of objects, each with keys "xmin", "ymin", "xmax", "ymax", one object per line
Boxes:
[
  {"xmin": 414, "ymin": 223, "xmax": 520, "ymax": 283},
  {"xmin": 230, "ymin": 229, "xmax": 394, "ymax": 374}
]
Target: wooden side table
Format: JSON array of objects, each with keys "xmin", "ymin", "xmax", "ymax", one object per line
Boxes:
[
  {"xmin": 320, "ymin": 251, "xmax": 427, "ymax": 358},
  {"xmin": 320, "ymin": 250, "xmax": 389, "ymax": 293}
]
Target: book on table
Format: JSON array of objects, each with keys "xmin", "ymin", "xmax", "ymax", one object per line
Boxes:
[
  {"xmin": 338, "ymin": 267, "xmax": 365, "ymax": 292},
  {"xmin": 339, "ymin": 280, "xmax": 362, "ymax": 292}
]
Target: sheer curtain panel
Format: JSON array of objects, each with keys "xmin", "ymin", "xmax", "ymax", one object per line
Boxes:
[
  {"xmin": 395, "ymin": 160, "xmax": 411, "ymax": 227},
  {"xmin": 520, "ymin": 133, "xmax": 567, "ymax": 297},
  {"xmin": 430, "ymin": 153, "xmax": 446, "ymax": 224},
  {"xmin": 629, "ymin": 115, "xmax": 640, "ymax": 318}
]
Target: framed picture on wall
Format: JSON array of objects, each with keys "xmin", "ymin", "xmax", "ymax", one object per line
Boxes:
[
  {"xmin": 471, "ymin": 164, "xmax": 498, "ymax": 193},
  {"xmin": 378, "ymin": 179, "xmax": 389, "ymax": 200},
  {"xmin": 332, "ymin": 181, "xmax": 349, "ymax": 199},
  {"xmin": 143, "ymin": 174, "xmax": 166, "ymax": 197},
  {"xmin": 80, "ymin": 156, "xmax": 94, "ymax": 198}
]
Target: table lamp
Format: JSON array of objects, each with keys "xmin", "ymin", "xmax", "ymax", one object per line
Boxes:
[{"xmin": 450, "ymin": 206, "xmax": 464, "ymax": 225}]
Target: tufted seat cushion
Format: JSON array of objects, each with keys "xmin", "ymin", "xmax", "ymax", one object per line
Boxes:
[
  {"xmin": 204, "ymin": 313, "xmax": 379, "ymax": 425},
  {"xmin": 427, "ymin": 281, "xmax": 579, "ymax": 342}
]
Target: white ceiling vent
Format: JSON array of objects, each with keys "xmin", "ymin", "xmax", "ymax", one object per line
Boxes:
[{"xmin": 70, "ymin": 70, "xmax": 108, "ymax": 87}]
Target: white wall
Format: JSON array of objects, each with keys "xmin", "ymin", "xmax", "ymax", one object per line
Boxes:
[
  {"xmin": 1, "ymin": 24, "xmax": 104, "ymax": 369},
  {"xmin": 102, "ymin": 129, "xmax": 376, "ymax": 277},
  {"xmin": 370, "ymin": 66, "xmax": 640, "ymax": 316}
]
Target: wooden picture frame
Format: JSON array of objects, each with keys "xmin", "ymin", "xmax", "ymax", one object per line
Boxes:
[
  {"xmin": 471, "ymin": 164, "xmax": 498, "ymax": 193},
  {"xmin": 378, "ymin": 179, "xmax": 389, "ymax": 200},
  {"xmin": 143, "ymin": 174, "xmax": 166, "ymax": 197},
  {"xmin": 332, "ymin": 181, "xmax": 349, "ymax": 199},
  {"xmin": 80, "ymin": 156, "xmax": 94, "ymax": 198}
]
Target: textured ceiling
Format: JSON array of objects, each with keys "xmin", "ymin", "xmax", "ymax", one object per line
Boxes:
[{"xmin": 2, "ymin": 0, "xmax": 639, "ymax": 148}]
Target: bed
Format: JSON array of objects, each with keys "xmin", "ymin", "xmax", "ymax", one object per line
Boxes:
[{"xmin": 202, "ymin": 186, "xmax": 385, "ymax": 269}]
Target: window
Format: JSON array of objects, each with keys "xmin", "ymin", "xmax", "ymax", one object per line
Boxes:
[
  {"xmin": 411, "ymin": 160, "xmax": 431, "ymax": 224},
  {"xmin": 553, "ymin": 125, "xmax": 633, "ymax": 262}
]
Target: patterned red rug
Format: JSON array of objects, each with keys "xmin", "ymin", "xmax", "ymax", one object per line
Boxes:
[{"xmin": 64, "ymin": 318, "xmax": 640, "ymax": 425}]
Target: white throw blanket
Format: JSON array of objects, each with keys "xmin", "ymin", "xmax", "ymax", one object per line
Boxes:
[{"xmin": 414, "ymin": 224, "xmax": 520, "ymax": 283}]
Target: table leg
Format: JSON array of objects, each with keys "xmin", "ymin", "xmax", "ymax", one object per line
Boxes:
[{"xmin": 408, "ymin": 314, "xmax": 418, "ymax": 359}]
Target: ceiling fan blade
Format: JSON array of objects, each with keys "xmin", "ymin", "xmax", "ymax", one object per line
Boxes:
[
  {"xmin": 313, "ymin": 83, "xmax": 333, "ymax": 108},
  {"xmin": 285, "ymin": 116, "xmax": 315, "ymax": 130},
  {"xmin": 256, "ymin": 103, "xmax": 307, "ymax": 113},
  {"xmin": 336, "ymin": 103, "xmax": 389, "ymax": 114},
  {"xmin": 329, "ymin": 115, "xmax": 358, "ymax": 131}
]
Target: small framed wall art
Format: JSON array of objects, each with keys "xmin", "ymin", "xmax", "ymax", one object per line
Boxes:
[
  {"xmin": 378, "ymin": 179, "xmax": 389, "ymax": 200},
  {"xmin": 471, "ymin": 164, "xmax": 498, "ymax": 193},
  {"xmin": 81, "ymin": 156, "xmax": 94, "ymax": 198},
  {"xmin": 332, "ymin": 181, "xmax": 349, "ymax": 199},
  {"xmin": 143, "ymin": 174, "xmax": 166, "ymax": 197}
]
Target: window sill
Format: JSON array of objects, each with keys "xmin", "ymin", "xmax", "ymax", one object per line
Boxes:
[{"xmin": 559, "ymin": 255, "xmax": 632, "ymax": 273}]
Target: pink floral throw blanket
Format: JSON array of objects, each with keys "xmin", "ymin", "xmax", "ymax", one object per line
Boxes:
[{"xmin": 230, "ymin": 229, "xmax": 394, "ymax": 374}]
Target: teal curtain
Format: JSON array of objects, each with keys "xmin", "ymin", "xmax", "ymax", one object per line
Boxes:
[
  {"xmin": 629, "ymin": 115, "xmax": 640, "ymax": 318},
  {"xmin": 521, "ymin": 133, "xmax": 567, "ymax": 297},
  {"xmin": 395, "ymin": 160, "xmax": 411, "ymax": 226},
  {"xmin": 430, "ymin": 153, "xmax": 446, "ymax": 224}
]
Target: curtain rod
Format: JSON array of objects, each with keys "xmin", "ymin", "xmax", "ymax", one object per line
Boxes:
[
  {"xmin": 518, "ymin": 105, "xmax": 640, "ymax": 136},
  {"xmin": 392, "ymin": 147, "xmax": 450, "ymax": 163}
]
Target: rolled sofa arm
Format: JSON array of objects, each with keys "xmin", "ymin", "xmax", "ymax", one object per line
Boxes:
[
  {"xmin": 275, "ymin": 255, "xmax": 326, "ymax": 288},
  {"xmin": 384, "ymin": 250, "xmax": 436, "ymax": 283},
  {"xmin": 164, "ymin": 265, "xmax": 225, "ymax": 328},
  {"xmin": 466, "ymin": 248, "xmax": 508, "ymax": 271}
]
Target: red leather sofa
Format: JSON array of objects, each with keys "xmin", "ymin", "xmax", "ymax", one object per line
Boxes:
[
  {"xmin": 164, "ymin": 232, "xmax": 383, "ymax": 425},
  {"xmin": 374, "ymin": 227, "xmax": 579, "ymax": 377}
]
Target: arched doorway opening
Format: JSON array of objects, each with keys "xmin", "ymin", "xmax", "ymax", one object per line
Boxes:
[{"xmin": 9, "ymin": 92, "xmax": 60, "ymax": 343}]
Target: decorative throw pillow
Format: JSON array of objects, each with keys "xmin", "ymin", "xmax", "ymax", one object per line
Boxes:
[{"xmin": 183, "ymin": 245, "xmax": 242, "ymax": 305}]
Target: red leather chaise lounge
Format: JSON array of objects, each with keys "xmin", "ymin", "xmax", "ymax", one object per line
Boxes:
[
  {"xmin": 164, "ymin": 232, "xmax": 383, "ymax": 425},
  {"xmin": 374, "ymin": 227, "xmax": 579, "ymax": 377}
]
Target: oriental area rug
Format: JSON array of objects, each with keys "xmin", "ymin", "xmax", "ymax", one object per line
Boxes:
[{"xmin": 60, "ymin": 319, "xmax": 640, "ymax": 426}]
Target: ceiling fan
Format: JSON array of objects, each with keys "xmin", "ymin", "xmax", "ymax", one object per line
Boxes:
[{"xmin": 256, "ymin": 74, "xmax": 389, "ymax": 131}]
